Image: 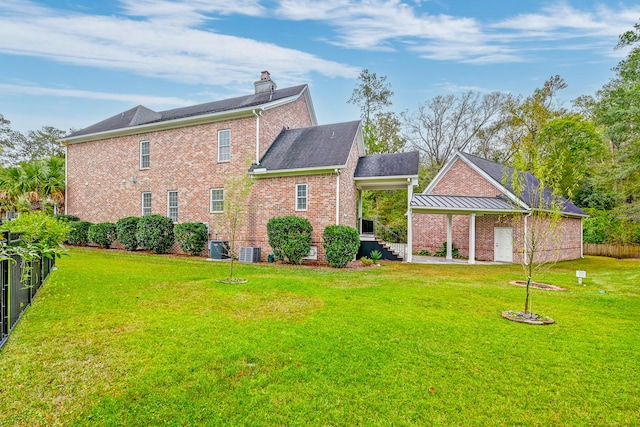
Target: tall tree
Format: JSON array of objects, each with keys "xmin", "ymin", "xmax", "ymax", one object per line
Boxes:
[
  {"xmin": 404, "ymin": 91, "xmax": 509, "ymax": 175},
  {"xmin": 575, "ymin": 22, "xmax": 640, "ymax": 241},
  {"xmin": 348, "ymin": 69, "xmax": 393, "ymax": 126},
  {"xmin": 347, "ymin": 70, "xmax": 407, "ymax": 234},
  {"xmin": 0, "ymin": 115, "xmax": 68, "ymax": 165}
]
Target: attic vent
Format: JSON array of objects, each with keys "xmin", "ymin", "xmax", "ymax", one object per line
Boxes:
[
  {"xmin": 330, "ymin": 131, "xmax": 336, "ymax": 139},
  {"xmin": 239, "ymin": 247, "xmax": 261, "ymax": 263}
]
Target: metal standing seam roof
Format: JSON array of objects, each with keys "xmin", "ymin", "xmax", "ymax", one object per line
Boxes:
[
  {"xmin": 66, "ymin": 84, "xmax": 309, "ymax": 139},
  {"xmin": 457, "ymin": 152, "xmax": 587, "ymax": 217},
  {"xmin": 411, "ymin": 194, "xmax": 526, "ymax": 212}
]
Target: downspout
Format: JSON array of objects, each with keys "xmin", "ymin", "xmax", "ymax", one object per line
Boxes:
[
  {"xmin": 335, "ymin": 169, "xmax": 341, "ymax": 224},
  {"xmin": 580, "ymin": 217, "xmax": 584, "ymax": 258},
  {"xmin": 64, "ymin": 143, "xmax": 68, "ymax": 214},
  {"xmin": 252, "ymin": 109, "xmax": 263, "ymax": 165}
]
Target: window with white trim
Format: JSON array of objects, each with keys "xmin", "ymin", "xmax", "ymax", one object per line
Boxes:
[
  {"xmin": 210, "ymin": 188, "xmax": 224, "ymax": 213},
  {"xmin": 296, "ymin": 184, "xmax": 307, "ymax": 211},
  {"xmin": 142, "ymin": 192, "xmax": 152, "ymax": 216},
  {"xmin": 218, "ymin": 129, "xmax": 230, "ymax": 162},
  {"xmin": 140, "ymin": 140, "xmax": 150, "ymax": 169},
  {"xmin": 167, "ymin": 190, "xmax": 178, "ymax": 223}
]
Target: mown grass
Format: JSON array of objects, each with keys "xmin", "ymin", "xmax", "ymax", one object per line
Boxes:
[{"xmin": 0, "ymin": 248, "xmax": 638, "ymax": 426}]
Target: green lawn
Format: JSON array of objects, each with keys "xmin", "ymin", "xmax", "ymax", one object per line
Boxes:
[{"xmin": 1, "ymin": 248, "xmax": 638, "ymax": 426}]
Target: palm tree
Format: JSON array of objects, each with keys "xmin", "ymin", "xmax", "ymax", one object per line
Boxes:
[{"xmin": 0, "ymin": 156, "xmax": 65, "ymax": 216}]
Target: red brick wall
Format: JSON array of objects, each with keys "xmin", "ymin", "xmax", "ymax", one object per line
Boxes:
[
  {"xmin": 431, "ymin": 158, "xmax": 502, "ymax": 197},
  {"xmin": 66, "ymin": 96, "xmax": 313, "ymax": 233},
  {"xmin": 411, "ymin": 157, "xmax": 582, "ymax": 263},
  {"xmin": 66, "ymin": 94, "xmax": 364, "ymax": 262}
]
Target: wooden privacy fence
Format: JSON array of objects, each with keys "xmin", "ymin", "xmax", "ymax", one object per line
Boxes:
[
  {"xmin": 584, "ymin": 243, "xmax": 640, "ymax": 259},
  {"xmin": 0, "ymin": 237, "xmax": 56, "ymax": 350}
]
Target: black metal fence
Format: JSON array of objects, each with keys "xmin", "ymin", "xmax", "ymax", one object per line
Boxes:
[{"xmin": 0, "ymin": 235, "xmax": 55, "ymax": 349}]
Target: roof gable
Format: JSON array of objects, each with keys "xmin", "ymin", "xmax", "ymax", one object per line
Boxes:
[
  {"xmin": 427, "ymin": 152, "xmax": 586, "ymax": 217},
  {"xmin": 66, "ymin": 84, "xmax": 309, "ymax": 140},
  {"xmin": 251, "ymin": 121, "xmax": 361, "ymax": 173}
]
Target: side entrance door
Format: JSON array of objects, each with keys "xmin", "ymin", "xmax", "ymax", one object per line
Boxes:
[{"xmin": 494, "ymin": 227, "xmax": 513, "ymax": 262}]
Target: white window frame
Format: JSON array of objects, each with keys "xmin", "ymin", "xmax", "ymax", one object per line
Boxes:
[
  {"xmin": 141, "ymin": 192, "xmax": 152, "ymax": 216},
  {"xmin": 140, "ymin": 140, "xmax": 150, "ymax": 169},
  {"xmin": 296, "ymin": 183, "xmax": 308, "ymax": 211},
  {"xmin": 167, "ymin": 190, "xmax": 178, "ymax": 223},
  {"xmin": 218, "ymin": 129, "xmax": 231, "ymax": 162},
  {"xmin": 210, "ymin": 188, "xmax": 224, "ymax": 213}
]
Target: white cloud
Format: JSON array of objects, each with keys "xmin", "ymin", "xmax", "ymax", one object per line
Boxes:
[
  {"xmin": 275, "ymin": 0, "xmax": 640, "ymax": 63},
  {"xmin": 0, "ymin": 0, "xmax": 357, "ymax": 90},
  {"xmin": 0, "ymin": 83, "xmax": 197, "ymax": 107}
]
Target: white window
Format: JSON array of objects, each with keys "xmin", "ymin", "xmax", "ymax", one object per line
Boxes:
[
  {"xmin": 167, "ymin": 191, "xmax": 178, "ymax": 222},
  {"xmin": 140, "ymin": 140, "xmax": 150, "ymax": 169},
  {"xmin": 142, "ymin": 192, "xmax": 152, "ymax": 216},
  {"xmin": 210, "ymin": 188, "xmax": 224, "ymax": 213},
  {"xmin": 296, "ymin": 184, "xmax": 307, "ymax": 211},
  {"xmin": 218, "ymin": 129, "xmax": 230, "ymax": 162}
]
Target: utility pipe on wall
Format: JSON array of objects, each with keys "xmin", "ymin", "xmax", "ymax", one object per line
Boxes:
[
  {"xmin": 335, "ymin": 169, "xmax": 341, "ymax": 224},
  {"xmin": 252, "ymin": 109, "xmax": 262, "ymax": 164}
]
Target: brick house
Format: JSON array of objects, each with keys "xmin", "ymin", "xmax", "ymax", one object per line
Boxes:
[
  {"xmin": 408, "ymin": 151, "xmax": 586, "ymax": 264},
  {"xmin": 64, "ymin": 72, "xmax": 419, "ymax": 261}
]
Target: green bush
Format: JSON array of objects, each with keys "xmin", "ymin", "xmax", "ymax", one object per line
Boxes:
[
  {"xmin": 322, "ymin": 225, "xmax": 360, "ymax": 268},
  {"xmin": 267, "ymin": 216, "xmax": 312, "ymax": 264},
  {"xmin": 53, "ymin": 214, "xmax": 80, "ymax": 222},
  {"xmin": 433, "ymin": 242, "xmax": 461, "ymax": 258},
  {"xmin": 417, "ymin": 249, "xmax": 431, "ymax": 256},
  {"xmin": 5, "ymin": 211, "xmax": 70, "ymax": 247},
  {"xmin": 174, "ymin": 222, "xmax": 208, "ymax": 256},
  {"xmin": 68, "ymin": 221, "xmax": 92, "ymax": 246},
  {"xmin": 360, "ymin": 256, "xmax": 374, "ymax": 266},
  {"xmin": 116, "ymin": 217, "xmax": 140, "ymax": 251},
  {"xmin": 89, "ymin": 222, "xmax": 117, "ymax": 249},
  {"xmin": 136, "ymin": 214, "xmax": 175, "ymax": 254},
  {"xmin": 370, "ymin": 249, "xmax": 382, "ymax": 263}
]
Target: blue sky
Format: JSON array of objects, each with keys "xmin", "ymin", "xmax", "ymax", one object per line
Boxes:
[{"xmin": 1, "ymin": 0, "xmax": 639, "ymax": 134}]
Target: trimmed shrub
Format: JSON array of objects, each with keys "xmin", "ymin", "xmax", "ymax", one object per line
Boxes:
[
  {"xmin": 433, "ymin": 242, "xmax": 461, "ymax": 258},
  {"xmin": 116, "ymin": 217, "xmax": 140, "ymax": 251},
  {"xmin": 136, "ymin": 214, "xmax": 175, "ymax": 254},
  {"xmin": 267, "ymin": 216, "xmax": 312, "ymax": 264},
  {"xmin": 67, "ymin": 221, "xmax": 92, "ymax": 246},
  {"xmin": 322, "ymin": 225, "xmax": 360, "ymax": 268},
  {"xmin": 174, "ymin": 222, "xmax": 208, "ymax": 256},
  {"xmin": 53, "ymin": 214, "xmax": 80, "ymax": 222},
  {"xmin": 6, "ymin": 211, "xmax": 70, "ymax": 247},
  {"xmin": 89, "ymin": 222, "xmax": 117, "ymax": 249}
]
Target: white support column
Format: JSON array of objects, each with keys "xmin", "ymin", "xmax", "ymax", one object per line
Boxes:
[
  {"xmin": 358, "ymin": 189, "xmax": 363, "ymax": 233},
  {"xmin": 406, "ymin": 179, "xmax": 414, "ymax": 263},
  {"xmin": 446, "ymin": 214, "xmax": 453, "ymax": 260},
  {"xmin": 468, "ymin": 213, "xmax": 476, "ymax": 264}
]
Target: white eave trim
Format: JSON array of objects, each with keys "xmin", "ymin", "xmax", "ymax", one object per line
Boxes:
[
  {"xmin": 425, "ymin": 152, "xmax": 529, "ymax": 210},
  {"xmin": 62, "ymin": 91, "xmax": 308, "ymax": 145},
  {"xmin": 355, "ymin": 174, "xmax": 419, "ymax": 182},
  {"xmin": 250, "ymin": 164, "xmax": 344, "ymax": 178}
]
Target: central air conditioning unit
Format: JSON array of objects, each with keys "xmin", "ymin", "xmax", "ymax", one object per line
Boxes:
[{"xmin": 239, "ymin": 247, "xmax": 261, "ymax": 263}]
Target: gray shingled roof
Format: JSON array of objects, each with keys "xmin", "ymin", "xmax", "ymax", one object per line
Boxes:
[
  {"xmin": 355, "ymin": 151, "xmax": 419, "ymax": 178},
  {"xmin": 412, "ymin": 194, "xmax": 525, "ymax": 212},
  {"xmin": 458, "ymin": 152, "xmax": 586, "ymax": 216},
  {"xmin": 67, "ymin": 85, "xmax": 308, "ymax": 138},
  {"xmin": 251, "ymin": 120, "xmax": 361, "ymax": 172}
]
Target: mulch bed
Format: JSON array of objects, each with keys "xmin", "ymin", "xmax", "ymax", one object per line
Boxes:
[{"xmin": 508, "ymin": 280, "xmax": 567, "ymax": 291}]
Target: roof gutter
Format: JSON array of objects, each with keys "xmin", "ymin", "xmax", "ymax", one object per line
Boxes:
[{"xmin": 250, "ymin": 164, "xmax": 345, "ymax": 178}]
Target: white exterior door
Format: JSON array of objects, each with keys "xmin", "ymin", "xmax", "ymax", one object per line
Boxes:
[{"xmin": 494, "ymin": 227, "xmax": 513, "ymax": 262}]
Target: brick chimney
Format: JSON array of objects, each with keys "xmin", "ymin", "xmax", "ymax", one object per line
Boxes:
[{"xmin": 254, "ymin": 70, "xmax": 277, "ymax": 94}]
